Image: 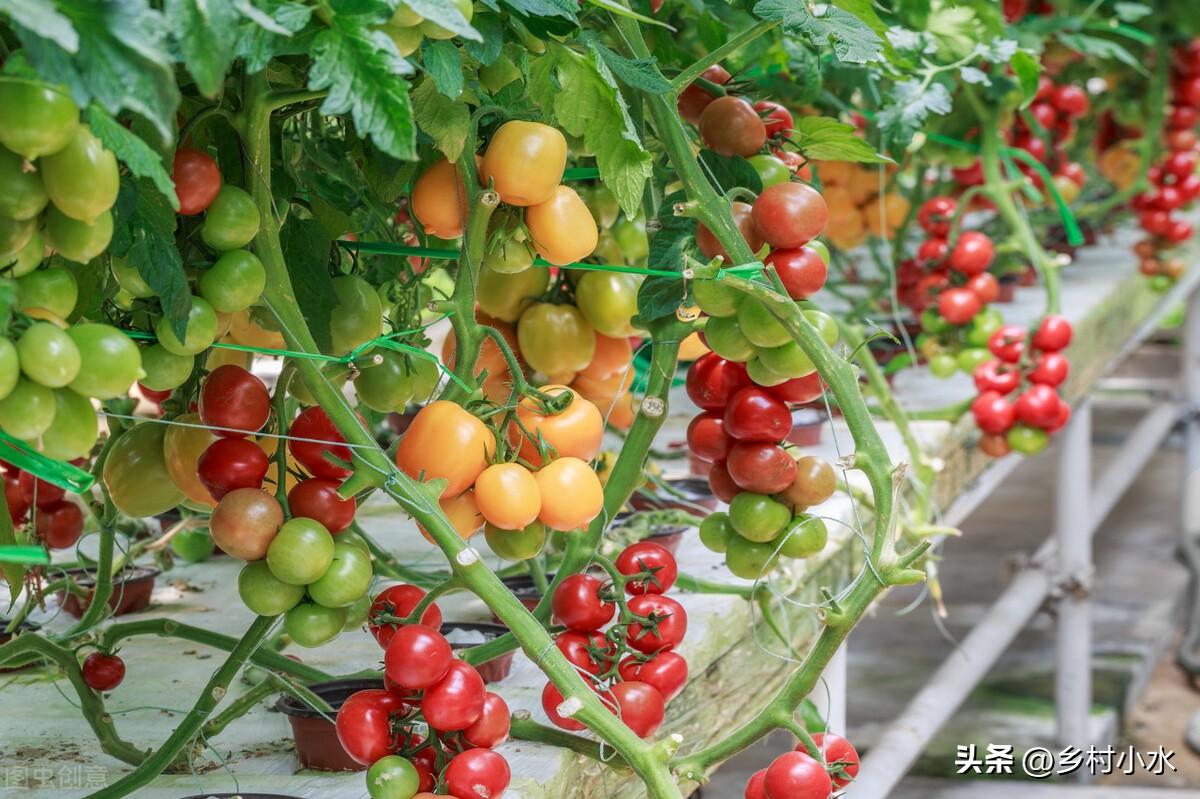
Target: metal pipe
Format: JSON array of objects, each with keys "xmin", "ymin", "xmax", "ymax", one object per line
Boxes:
[{"xmin": 1055, "ymin": 399, "xmax": 1092, "ymax": 757}]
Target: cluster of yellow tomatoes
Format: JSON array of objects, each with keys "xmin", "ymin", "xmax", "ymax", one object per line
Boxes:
[{"xmin": 816, "ymin": 161, "xmax": 909, "ymax": 251}]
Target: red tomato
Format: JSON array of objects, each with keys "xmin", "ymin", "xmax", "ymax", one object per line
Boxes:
[
  {"xmin": 199, "ymin": 364, "xmax": 270, "ymax": 437},
  {"xmin": 445, "ymin": 748, "xmax": 510, "ymax": 799},
  {"xmin": 1032, "ymin": 315, "xmax": 1072, "ymax": 351},
  {"xmin": 745, "ymin": 769, "xmax": 769, "ymax": 799},
  {"xmin": 604, "ymin": 680, "xmax": 665, "ymax": 738},
  {"xmin": 937, "ymin": 288, "xmax": 981, "ymax": 326},
  {"xmin": 1052, "ymin": 84, "xmax": 1089, "ymax": 117},
  {"xmin": 1168, "ymin": 104, "xmax": 1200, "ymax": 129},
  {"xmin": 552, "ymin": 574, "xmax": 615, "ymax": 632},
  {"xmin": 369, "ymin": 584, "xmax": 443, "ymax": 649},
  {"xmin": 287, "ymin": 478, "xmax": 356, "ymax": 533},
  {"xmin": 948, "ymin": 231, "xmax": 994, "ymax": 275},
  {"xmin": 81, "ymin": 652, "xmax": 125, "ymax": 691},
  {"xmin": 751, "ymin": 183, "xmax": 828, "ymax": 248},
  {"xmin": 699, "ymin": 96, "xmax": 767, "ymax": 158},
  {"xmin": 753, "ymin": 100, "xmax": 794, "ymax": 138},
  {"xmin": 542, "ymin": 681, "xmax": 586, "ymax": 731},
  {"xmin": 765, "ymin": 247, "xmax": 827, "ymax": 299},
  {"xmin": 708, "ymin": 459, "xmax": 739, "ymax": 503},
  {"xmin": 335, "ymin": 689, "xmax": 404, "ymax": 765},
  {"xmin": 988, "ymin": 325, "xmax": 1027, "ymax": 363},
  {"xmin": 463, "ymin": 692, "xmax": 511, "ymax": 749},
  {"xmin": 917, "ymin": 196, "xmax": 957, "ymax": 237},
  {"xmin": 422, "ymin": 660, "xmax": 486, "ymax": 732},
  {"xmin": 811, "ymin": 732, "xmax": 860, "ymax": 788},
  {"xmin": 625, "ymin": 594, "xmax": 687, "ymax": 653},
  {"xmin": 19, "ymin": 470, "xmax": 66, "ymax": 509},
  {"xmin": 686, "ymin": 354, "xmax": 751, "ymax": 411},
  {"xmin": 1029, "ymin": 352, "xmax": 1069, "ymax": 387},
  {"xmin": 965, "ymin": 272, "xmax": 999, "ymax": 304},
  {"xmin": 5, "ymin": 473, "xmax": 29, "ymax": 524},
  {"xmin": 197, "ymin": 437, "xmax": 269, "ymax": 500},
  {"xmin": 687, "ymin": 411, "xmax": 731, "ymax": 462},
  {"xmin": 723, "ymin": 387, "xmax": 791, "ymax": 442},
  {"xmin": 385, "ymin": 624, "xmax": 453, "ymax": 689},
  {"xmin": 726, "ymin": 441, "xmax": 797, "ymax": 494},
  {"xmin": 677, "ymin": 65, "xmax": 731, "ymax": 125},
  {"xmin": 618, "ymin": 651, "xmax": 688, "ymax": 702},
  {"xmin": 696, "ymin": 201, "xmax": 764, "ymax": 263},
  {"xmin": 616, "ymin": 541, "xmax": 678, "ymax": 595},
  {"xmin": 556, "ymin": 630, "xmax": 614, "ymax": 676},
  {"xmin": 1015, "ymin": 384, "xmax": 1062, "ymax": 429},
  {"xmin": 173, "ymin": 147, "xmax": 222, "ymax": 215},
  {"xmin": 916, "ymin": 237, "xmax": 949, "ymax": 268},
  {"xmin": 766, "ymin": 372, "xmax": 823, "ymax": 403},
  {"xmin": 971, "ymin": 391, "xmax": 1016, "ymax": 434},
  {"xmin": 289, "ymin": 406, "xmax": 353, "ymax": 479},
  {"xmin": 973, "ymin": 360, "xmax": 1020, "ymax": 395},
  {"xmin": 764, "ymin": 751, "xmax": 833, "ymax": 799},
  {"xmin": 37, "ymin": 501, "xmax": 84, "ymax": 549}
]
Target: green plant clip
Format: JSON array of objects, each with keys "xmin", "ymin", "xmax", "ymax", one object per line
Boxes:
[
  {"xmin": 0, "ymin": 431, "xmax": 95, "ymax": 493},
  {"xmin": 0, "ymin": 545, "xmax": 49, "ymax": 565}
]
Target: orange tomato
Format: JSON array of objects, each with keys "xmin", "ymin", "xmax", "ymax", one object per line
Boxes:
[
  {"xmin": 412, "ymin": 158, "xmax": 468, "ymax": 239},
  {"xmin": 396, "ymin": 401, "xmax": 495, "ymax": 498},
  {"xmin": 228, "ymin": 308, "xmax": 285, "ymax": 350},
  {"xmin": 821, "ymin": 185, "xmax": 857, "ymax": 216},
  {"xmin": 515, "ymin": 385, "xmax": 603, "ymax": 465},
  {"xmin": 442, "ymin": 313, "xmax": 519, "ymax": 402},
  {"xmin": 474, "ymin": 463, "xmax": 540, "ymax": 530},
  {"xmin": 206, "ymin": 336, "xmax": 253, "ymax": 371},
  {"xmin": 863, "ymin": 193, "xmax": 911, "ymax": 238},
  {"xmin": 162, "ymin": 412, "xmax": 217, "ymax": 507},
  {"xmin": 573, "ymin": 364, "xmax": 633, "ymax": 401},
  {"xmin": 257, "ymin": 435, "xmax": 301, "ymax": 494},
  {"xmin": 421, "ymin": 489, "xmax": 484, "ymax": 543},
  {"xmin": 844, "ymin": 164, "xmax": 878, "ymax": 206},
  {"xmin": 817, "ymin": 161, "xmax": 854, "ymax": 186},
  {"xmin": 591, "ymin": 389, "xmax": 634, "ymax": 430},
  {"xmin": 525, "ymin": 186, "xmax": 598, "ymax": 266},
  {"xmin": 677, "ymin": 331, "xmax": 710, "ymax": 361},
  {"xmin": 480, "ymin": 121, "xmax": 567, "ymax": 206},
  {"xmin": 535, "ymin": 457, "xmax": 603, "ymax": 531},
  {"xmin": 578, "ymin": 333, "xmax": 632, "ymax": 381}
]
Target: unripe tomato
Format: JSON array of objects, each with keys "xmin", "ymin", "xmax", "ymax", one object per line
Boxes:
[
  {"xmin": 704, "ymin": 315, "xmax": 755, "ymax": 362},
  {"xmin": 173, "ymin": 147, "xmax": 222, "ymax": 215},
  {"xmin": 199, "ymin": 250, "xmax": 266, "ymax": 313},
  {"xmin": 0, "ymin": 144, "xmax": 48, "ymax": 220},
  {"xmin": 102, "ymin": 422, "xmax": 184, "ymax": 518},
  {"xmin": 355, "ymin": 350, "xmax": 416, "ymax": 413},
  {"xmin": 474, "ymin": 462, "xmax": 541, "ymax": 530},
  {"xmin": 155, "ymin": 296, "xmax": 219, "ymax": 356},
  {"xmin": 3, "ymin": 229, "xmax": 44, "ymax": 276},
  {"xmin": 749, "ymin": 154, "xmax": 792, "ymax": 187},
  {"xmin": 535, "ymin": 457, "xmax": 603, "ymax": 530},
  {"xmin": 751, "ymin": 183, "xmax": 828, "ymax": 248},
  {"xmin": 44, "ymin": 206, "xmax": 113, "ymax": 264},
  {"xmin": 696, "ymin": 201, "xmax": 763, "ymax": 263},
  {"xmin": 285, "ymin": 601, "xmax": 346, "ymax": 648},
  {"xmin": 485, "ymin": 520, "xmax": 547, "ymax": 561},
  {"xmin": 330, "ymin": 275, "xmax": 383, "ymax": 355},
  {"xmin": 476, "ymin": 262, "xmax": 550, "ymax": 322},
  {"xmin": 518, "ymin": 303, "xmax": 596, "ymax": 376},
  {"xmin": 34, "ymin": 389, "xmax": 97, "ymax": 460},
  {"xmin": 39, "ymin": 127, "xmax": 119, "ymax": 223},
  {"xmin": 201, "ymin": 186, "xmax": 260, "ymax": 251},
  {"xmin": 162, "ymin": 412, "xmax": 217, "ymax": 507},
  {"xmin": 575, "ymin": 272, "xmax": 639, "ymax": 338},
  {"xmin": 692, "ymin": 277, "xmax": 742, "ymax": 317},
  {"xmin": 525, "ymin": 186, "xmax": 598, "ymax": 266},
  {"xmin": 0, "ymin": 339, "xmax": 17, "ymax": 401},
  {"xmin": 18, "ymin": 321, "xmax": 81, "ymax": 388},
  {"xmin": 0, "ymin": 378, "xmax": 56, "ymax": 440},
  {"xmin": 411, "ymin": 158, "xmax": 467, "ymax": 239},
  {"xmin": 1007, "ymin": 423, "xmax": 1048, "ymax": 454},
  {"xmin": 482, "ymin": 230, "xmax": 535, "ymax": 275},
  {"xmin": 481, "ymin": 121, "xmax": 567, "ymax": 206},
  {"xmin": 396, "ymin": 400, "xmax": 495, "ymax": 498},
  {"xmin": 0, "ymin": 81, "xmax": 79, "ymax": 160},
  {"xmin": 67, "ymin": 324, "xmax": 143, "ymax": 399},
  {"xmin": 515, "ymin": 385, "xmax": 603, "ymax": 464},
  {"xmin": 308, "ymin": 540, "xmax": 373, "ymax": 607},
  {"xmin": 0, "ymin": 214, "xmax": 34, "ymax": 265},
  {"xmin": 699, "ymin": 96, "xmax": 767, "ymax": 158}
]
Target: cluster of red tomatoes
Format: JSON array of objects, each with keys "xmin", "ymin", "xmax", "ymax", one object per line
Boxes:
[
  {"xmin": 970, "ymin": 315, "xmax": 1073, "ymax": 457},
  {"xmin": 542, "ymin": 541, "xmax": 687, "ymax": 739},
  {"xmin": 3, "ymin": 464, "xmax": 84, "ymax": 549},
  {"xmin": 743, "ymin": 732, "xmax": 860, "ymax": 799},
  {"xmin": 338, "ymin": 583, "xmax": 511, "ymax": 799},
  {"xmin": 1129, "ymin": 41, "xmax": 1200, "ymax": 289}
]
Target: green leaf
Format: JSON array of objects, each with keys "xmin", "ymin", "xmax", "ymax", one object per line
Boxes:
[
  {"xmin": 422, "ymin": 39, "xmax": 464, "ymax": 99},
  {"xmin": 0, "ymin": 0, "xmax": 78, "ymax": 51},
  {"xmin": 281, "ymin": 215, "xmax": 336, "ymax": 354},
  {"xmin": 790, "ymin": 116, "xmax": 891, "ymax": 163},
  {"xmin": 462, "ymin": 13, "xmax": 504, "ymax": 65},
  {"xmin": 1057, "ymin": 31, "xmax": 1144, "ymax": 73},
  {"xmin": 403, "ymin": 0, "xmax": 482, "ymax": 41},
  {"xmin": 877, "ymin": 78, "xmax": 952, "ymax": 154},
  {"xmin": 754, "ymin": 0, "xmax": 884, "ymax": 64},
  {"xmin": 529, "ymin": 44, "xmax": 652, "ymax": 218},
  {"xmin": 1113, "ymin": 1, "xmax": 1151, "ymax": 22},
  {"xmin": 13, "ymin": 0, "xmax": 181, "ymax": 146},
  {"xmin": 830, "ymin": 0, "xmax": 904, "ymax": 65},
  {"xmin": 636, "ymin": 274, "xmax": 689, "ymax": 324},
  {"xmin": 698, "ymin": 150, "xmax": 763, "ymax": 194},
  {"xmin": 234, "ymin": 0, "xmax": 313, "ymax": 74},
  {"xmin": 1010, "ymin": 50, "xmax": 1042, "ymax": 106},
  {"xmin": 502, "ymin": 0, "xmax": 576, "ymax": 20},
  {"xmin": 588, "ymin": 39, "xmax": 673, "ymax": 95},
  {"xmin": 411, "ymin": 77, "xmax": 470, "ymax": 160},
  {"xmin": 308, "ymin": 16, "xmax": 417, "ymax": 160},
  {"xmin": 85, "ymin": 104, "xmax": 178, "ymax": 210},
  {"xmin": 166, "ymin": 0, "xmax": 240, "ymax": 97},
  {"xmin": 583, "ymin": 0, "xmax": 671, "ymax": 29},
  {"xmin": 110, "ymin": 177, "xmax": 190, "ymax": 341}
]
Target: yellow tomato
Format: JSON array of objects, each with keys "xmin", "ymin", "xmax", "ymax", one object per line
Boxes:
[
  {"xmin": 474, "ymin": 463, "xmax": 541, "ymax": 530},
  {"xmin": 535, "ymin": 457, "xmax": 603, "ymax": 531},
  {"xmin": 395, "ymin": 401, "xmax": 495, "ymax": 498}
]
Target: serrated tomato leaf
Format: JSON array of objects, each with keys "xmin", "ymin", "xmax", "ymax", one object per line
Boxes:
[
  {"xmin": 754, "ymin": 0, "xmax": 884, "ymax": 64},
  {"xmin": 85, "ymin": 104, "xmax": 178, "ymax": 210},
  {"xmin": 0, "ymin": 0, "xmax": 78, "ymax": 52},
  {"xmin": 166, "ymin": 0, "xmax": 240, "ymax": 97},
  {"xmin": 411, "ymin": 78, "xmax": 470, "ymax": 160}
]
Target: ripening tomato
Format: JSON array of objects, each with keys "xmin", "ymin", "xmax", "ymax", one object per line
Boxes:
[
  {"xmin": 751, "ymin": 183, "xmax": 828, "ymax": 248},
  {"xmin": 209, "ymin": 488, "xmax": 284, "ymax": 560},
  {"xmin": 626, "ymin": 594, "xmax": 687, "ymax": 653},
  {"xmin": 677, "ymin": 65, "xmax": 731, "ymax": 124},
  {"xmin": 785, "ymin": 455, "xmax": 837, "ymax": 507},
  {"xmin": 336, "ymin": 689, "xmax": 405, "ymax": 766},
  {"xmin": 162, "ymin": 412, "xmax": 217, "ymax": 507},
  {"xmin": 765, "ymin": 247, "xmax": 827, "ymax": 299},
  {"xmin": 411, "ymin": 158, "xmax": 467, "ymax": 239},
  {"xmin": 481, "ymin": 121, "xmax": 567, "ymax": 206},
  {"xmin": 535, "ymin": 457, "xmax": 603, "ymax": 531},
  {"xmin": 699, "ymin": 96, "xmax": 767, "ymax": 158},
  {"xmin": 199, "ymin": 364, "xmax": 270, "ymax": 437},
  {"xmin": 727, "ymin": 441, "xmax": 796, "ymax": 494},
  {"xmin": 474, "ymin": 462, "xmax": 540, "ymax": 530},
  {"xmin": 696, "ymin": 201, "xmax": 763, "ymax": 263},
  {"xmin": 514, "ymin": 385, "xmax": 603, "ymax": 465},
  {"xmin": 173, "ymin": 148, "xmax": 222, "ymax": 215},
  {"xmin": 102, "ymin": 423, "xmax": 185, "ymax": 518},
  {"xmin": 518, "ymin": 303, "xmax": 596, "ymax": 376},
  {"xmin": 289, "ymin": 405, "xmax": 354, "ymax": 479},
  {"xmin": 525, "ymin": 186, "xmax": 598, "ymax": 266},
  {"xmin": 396, "ymin": 401, "xmax": 495, "ymax": 498},
  {"xmin": 575, "ymin": 272, "xmax": 640, "ymax": 338}
]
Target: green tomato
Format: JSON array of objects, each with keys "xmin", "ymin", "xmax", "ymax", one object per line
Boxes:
[
  {"xmin": 356, "ymin": 350, "xmax": 415, "ymax": 413},
  {"xmin": 383, "ymin": 24, "xmax": 424, "ymax": 57},
  {"xmin": 331, "ymin": 275, "xmax": 384, "ymax": 355},
  {"xmin": 1148, "ymin": 274, "xmax": 1172, "ymax": 293},
  {"xmin": 692, "ymin": 279, "xmax": 741, "ymax": 318},
  {"xmin": 484, "ymin": 520, "xmax": 547, "ymax": 561},
  {"xmin": 199, "ymin": 250, "xmax": 266, "ymax": 313},
  {"xmin": 477, "ymin": 263, "xmax": 550, "ymax": 322},
  {"xmin": 3, "ymin": 229, "xmax": 44, "ymax": 277},
  {"xmin": 588, "ymin": 185, "xmax": 621, "ymax": 229},
  {"xmin": 0, "ymin": 378, "xmax": 55, "ymax": 439},
  {"xmin": 367, "ymin": 755, "xmax": 421, "ymax": 799},
  {"xmin": 807, "ymin": 240, "xmax": 830, "ymax": 265},
  {"xmin": 612, "ymin": 218, "xmax": 649, "ymax": 263},
  {"xmin": 756, "ymin": 341, "xmax": 815, "ymax": 379},
  {"xmin": 267, "ymin": 518, "xmax": 336, "ymax": 586},
  {"xmin": 482, "ymin": 235, "xmax": 535, "ymax": 275},
  {"xmin": 18, "ymin": 322, "xmax": 81, "ymax": 388},
  {"xmin": 1006, "ymin": 424, "xmax": 1048, "ymax": 455},
  {"xmin": 102, "ymin": 422, "xmax": 184, "ymax": 517},
  {"xmin": 44, "ymin": 206, "xmax": 113, "ymax": 264},
  {"xmin": 0, "ymin": 339, "xmax": 18, "ymax": 401},
  {"xmin": 704, "ymin": 315, "xmax": 755, "ymax": 362},
  {"xmin": 956, "ymin": 347, "xmax": 991, "ymax": 374},
  {"xmin": 725, "ymin": 535, "xmax": 779, "ymax": 580},
  {"xmin": 738, "ymin": 299, "xmax": 790, "ymax": 348},
  {"xmin": 729, "ymin": 492, "xmax": 792, "ymax": 542},
  {"xmin": 285, "ymin": 601, "xmax": 347, "ymax": 648},
  {"xmin": 140, "ymin": 344, "xmax": 194, "ymax": 391},
  {"xmin": 390, "ymin": 3, "xmax": 424, "ymax": 27},
  {"xmin": 920, "ymin": 307, "xmax": 949, "ymax": 335},
  {"xmin": 342, "ymin": 592, "xmax": 373, "ymax": 631},
  {"xmin": 517, "ymin": 302, "xmax": 595, "ymax": 376},
  {"xmin": 576, "ymin": 272, "xmax": 639, "ymax": 338},
  {"xmin": 0, "ymin": 81, "xmax": 79, "ymax": 161},
  {"xmin": 966, "ymin": 307, "xmax": 1003, "ymax": 347},
  {"xmin": 67, "ymin": 323, "xmax": 143, "ymax": 399},
  {"xmin": 307, "ymin": 541, "xmax": 373, "ymax": 608},
  {"xmin": 0, "ymin": 145, "xmax": 48, "ymax": 220},
  {"xmin": 746, "ymin": 356, "xmax": 789, "ymax": 387},
  {"xmin": 928, "ymin": 353, "xmax": 959, "ymax": 379},
  {"xmin": 110, "ymin": 256, "xmax": 155, "ymax": 298},
  {"xmin": 408, "ymin": 357, "xmax": 440, "ymax": 400},
  {"xmin": 34, "ymin": 389, "xmax": 98, "ymax": 460},
  {"xmin": 698, "ymin": 511, "xmax": 735, "ymax": 553},
  {"xmin": 803, "ymin": 309, "xmax": 838, "ymax": 346},
  {"xmin": 39, "ymin": 126, "xmax": 119, "ymax": 223},
  {"xmin": 777, "ymin": 514, "xmax": 828, "ymax": 558},
  {"xmin": 420, "ymin": 0, "xmax": 473, "ymax": 39},
  {"xmin": 593, "ymin": 230, "xmax": 624, "ymax": 265},
  {"xmin": 238, "ymin": 561, "xmax": 306, "ymax": 616},
  {"xmin": 155, "ymin": 296, "xmax": 218, "ymax": 356},
  {"xmin": 0, "ymin": 214, "xmax": 35, "ymax": 263},
  {"xmin": 748, "ymin": 154, "xmax": 791, "ymax": 187},
  {"xmin": 201, "ymin": 186, "xmax": 261, "ymax": 251},
  {"xmin": 171, "ymin": 530, "xmax": 215, "ymax": 562}
]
